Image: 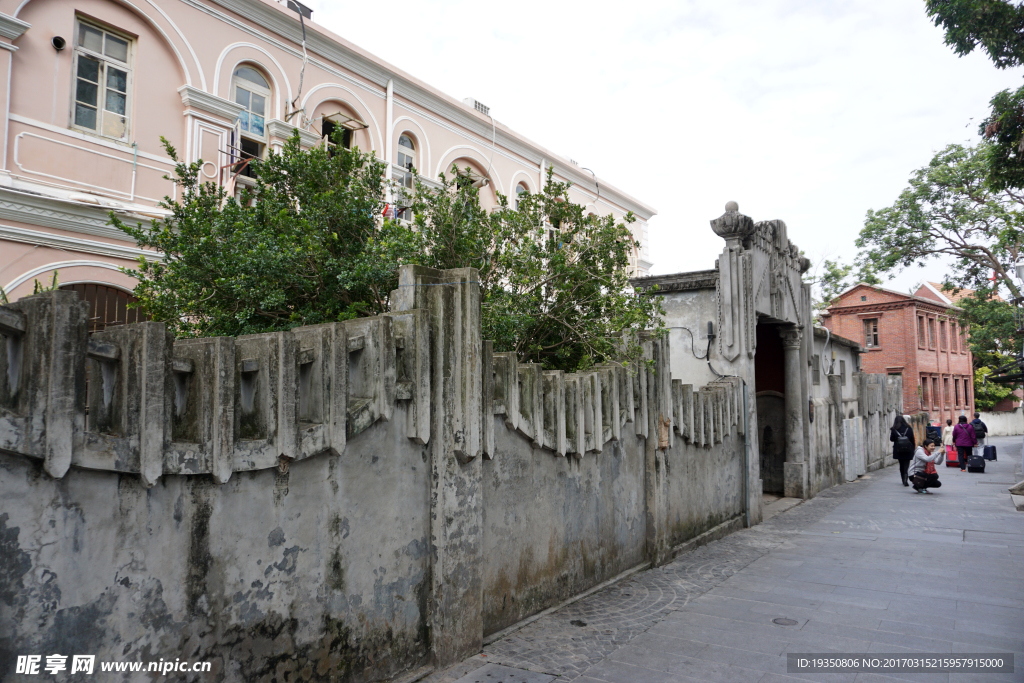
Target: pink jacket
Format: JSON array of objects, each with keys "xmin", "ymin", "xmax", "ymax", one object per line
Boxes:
[{"xmin": 952, "ymin": 423, "xmax": 977, "ymax": 448}]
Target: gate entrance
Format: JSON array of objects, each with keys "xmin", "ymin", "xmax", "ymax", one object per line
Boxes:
[{"xmin": 755, "ymin": 322, "xmax": 786, "ymax": 494}]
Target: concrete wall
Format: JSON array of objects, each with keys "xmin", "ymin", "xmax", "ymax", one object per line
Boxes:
[
  {"xmin": 979, "ymin": 409, "xmax": 1024, "ymax": 436},
  {"xmin": 0, "ymin": 272, "xmax": 751, "ymax": 681}
]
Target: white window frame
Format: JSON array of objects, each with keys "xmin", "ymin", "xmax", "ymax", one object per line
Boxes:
[
  {"xmin": 232, "ymin": 66, "xmax": 270, "ymax": 153},
  {"xmin": 231, "ymin": 65, "xmax": 272, "ymax": 176},
  {"xmin": 71, "ymin": 18, "xmax": 134, "ymax": 142},
  {"xmin": 396, "ymin": 134, "xmax": 417, "ymax": 201}
]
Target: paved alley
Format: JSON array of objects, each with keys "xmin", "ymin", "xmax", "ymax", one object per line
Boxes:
[{"xmin": 425, "ymin": 436, "xmax": 1024, "ymax": 683}]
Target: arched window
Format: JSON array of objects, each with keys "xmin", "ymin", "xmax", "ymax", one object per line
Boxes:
[
  {"xmin": 397, "ymin": 135, "xmax": 416, "ymax": 192},
  {"xmin": 60, "ymin": 283, "xmax": 148, "ymax": 332},
  {"xmin": 515, "ymin": 182, "xmax": 529, "ymax": 210},
  {"xmin": 232, "ymin": 66, "xmax": 271, "ymax": 176},
  {"xmin": 397, "ymin": 134, "xmax": 416, "ymax": 188}
]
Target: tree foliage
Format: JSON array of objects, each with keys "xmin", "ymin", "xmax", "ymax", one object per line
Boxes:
[
  {"xmin": 925, "ymin": 0, "xmax": 1024, "ymax": 69},
  {"xmin": 412, "ymin": 167, "xmax": 663, "ymax": 371},
  {"xmin": 805, "ymin": 256, "xmax": 880, "ymax": 318},
  {"xmin": 949, "ymin": 286, "xmax": 1021, "ymax": 367},
  {"xmin": 116, "ymin": 134, "xmax": 422, "ymax": 338},
  {"xmin": 974, "ymin": 365, "xmax": 1017, "ymax": 410},
  {"xmin": 857, "ymin": 142, "xmax": 1024, "ymax": 298},
  {"xmin": 980, "ymin": 85, "xmax": 1024, "ymax": 191},
  {"xmin": 117, "ymin": 137, "xmax": 660, "ymax": 371}
]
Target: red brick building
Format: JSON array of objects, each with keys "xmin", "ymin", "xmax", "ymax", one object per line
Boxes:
[{"xmin": 821, "ymin": 282, "xmax": 974, "ymax": 421}]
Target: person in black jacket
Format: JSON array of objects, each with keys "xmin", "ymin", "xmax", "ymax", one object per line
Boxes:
[{"xmin": 890, "ymin": 415, "xmax": 916, "ymax": 487}]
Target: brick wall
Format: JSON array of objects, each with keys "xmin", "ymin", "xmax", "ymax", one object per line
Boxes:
[{"xmin": 822, "ymin": 284, "xmax": 974, "ymax": 422}]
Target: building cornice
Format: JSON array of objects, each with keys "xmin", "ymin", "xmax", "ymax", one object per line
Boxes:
[
  {"xmin": 827, "ymin": 298, "xmax": 956, "ymax": 317},
  {"xmin": 0, "ymin": 13, "xmax": 30, "ymax": 41},
  {"xmin": 631, "ymin": 269, "xmax": 719, "ymax": 293},
  {"xmin": 178, "ymin": 85, "xmax": 244, "ymax": 122},
  {"xmin": 0, "ymin": 187, "xmax": 151, "ymax": 242},
  {"xmin": 0, "ymin": 223, "xmax": 162, "ymax": 260},
  {"xmin": 202, "ymin": 0, "xmax": 657, "ymax": 220}
]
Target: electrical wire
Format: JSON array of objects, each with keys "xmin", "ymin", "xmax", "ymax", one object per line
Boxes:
[
  {"xmin": 287, "ymin": 8, "xmax": 309, "ymax": 127},
  {"xmin": 666, "ymin": 326, "xmax": 709, "ymax": 359}
]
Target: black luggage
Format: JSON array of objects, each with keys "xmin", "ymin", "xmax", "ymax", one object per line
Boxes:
[
  {"xmin": 984, "ymin": 445, "xmax": 997, "ymax": 461},
  {"xmin": 967, "ymin": 454, "xmax": 986, "ymax": 473}
]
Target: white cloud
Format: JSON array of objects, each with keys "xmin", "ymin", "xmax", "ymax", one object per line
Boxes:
[{"xmin": 301, "ymin": 0, "xmax": 1023, "ymax": 288}]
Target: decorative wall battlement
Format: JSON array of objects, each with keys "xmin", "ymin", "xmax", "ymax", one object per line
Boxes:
[{"xmin": 0, "ymin": 286, "xmax": 744, "ymax": 488}]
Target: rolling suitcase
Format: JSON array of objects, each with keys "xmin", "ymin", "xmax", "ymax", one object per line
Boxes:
[
  {"xmin": 984, "ymin": 445, "xmax": 997, "ymax": 461},
  {"xmin": 967, "ymin": 454, "xmax": 986, "ymax": 473}
]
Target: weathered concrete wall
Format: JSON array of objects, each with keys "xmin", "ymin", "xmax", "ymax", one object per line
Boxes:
[
  {"xmin": 481, "ymin": 425, "xmax": 646, "ymax": 635},
  {"xmin": 1, "ymin": 414, "xmax": 431, "ymax": 682},
  {"xmin": 979, "ymin": 409, "xmax": 1024, "ymax": 436},
  {"xmin": 0, "ymin": 273, "xmax": 756, "ymax": 681}
]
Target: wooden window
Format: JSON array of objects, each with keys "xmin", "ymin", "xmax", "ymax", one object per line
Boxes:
[
  {"xmin": 954, "ymin": 378, "xmax": 960, "ymax": 407},
  {"xmin": 932, "ymin": 377, "xmax": 939, "ymax": 407},
  {"xmin": 863, "ymin": 318, "xmax": 879, "ymax": 348},
  {"xmin": 60, "ymin": 283, "xmax": 147, "ymax": 332},
  {"xmin": 72, "ymin": 19, "xmax": 132, "ymax": 141},
  {"xmin": 840, "ymin": 360, "xmax": 846, "ymax": 386},
  {"xmin": 940, "ymin": 320, "xmax": 947, "ymax": 350},
  {"xmin": 918, "ymin": 316, "xmax": 926, "ymax": 348},
  {"xmin": 943, "ymin": 377, "xmax": 949, "ymax": 406},
  {"xmin": 812, "ymin": 354, "xmax": 820, "ymax": 385},
  {"xmin": 921, "ymin": 376, "xmax": 928, "ymax": 407},
  {"xmin": 928, "ymin": 318, "xmax": 936, "ymax": 348}
]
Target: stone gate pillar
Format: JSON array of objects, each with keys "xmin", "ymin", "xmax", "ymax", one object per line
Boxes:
[
  {"xmin": 781, "ymin": 326, "xmax": 807, "ymax": 498},
  {"xmin": 394, "ymin": 265, "xmax": 484, "ymax": 667}
]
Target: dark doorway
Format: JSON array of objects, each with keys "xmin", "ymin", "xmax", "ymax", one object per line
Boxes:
[{"xmin": 755, "ymin": 323, "xmax": 786, "ymax": 494}]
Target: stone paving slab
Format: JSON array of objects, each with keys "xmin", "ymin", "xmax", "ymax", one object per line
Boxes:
[
  {"xmin": 419, "ymin": 436, "xmax": 1024, "ymax": 683},
  {"xmin": 450, "ymin": 663, "xmax": 554, "ymax": 683}
]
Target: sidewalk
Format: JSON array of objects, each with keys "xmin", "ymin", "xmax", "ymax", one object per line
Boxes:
[{"xmin": 423, "ymin": 436, "xmax": 1024, "ymax": 683}]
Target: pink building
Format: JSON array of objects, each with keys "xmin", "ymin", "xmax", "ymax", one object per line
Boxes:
[{"xmin": 0, "ymin": 0, "xmax": 655, "ymax": 323}]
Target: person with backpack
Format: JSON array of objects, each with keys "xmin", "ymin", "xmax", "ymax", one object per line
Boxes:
[
  {"xmin": 971, "ymin": 412, "xmax": 988, "ymax": 456},
  {"xmin": 910, "ymin": 438, "xmax": 945, "ymax": 493},
  {"xmin": 890, "ymin": 415, "xmax": 916, "ymax": 487},
  {"xmin": 953, "ymin": 415, "xmax": 977, "ymax": 473}
]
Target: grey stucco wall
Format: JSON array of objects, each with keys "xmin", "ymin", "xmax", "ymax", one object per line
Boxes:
[
  {"xmin": 662, "ymin": 432, "xmax": 744, "ymax": 545},
  {"xmin": 481, "ymin": 421, "xmax": 647, "ymax": 635},
  {"xmin": 1, "ymin": 412, "xmax": 430, "ymax": 682}
]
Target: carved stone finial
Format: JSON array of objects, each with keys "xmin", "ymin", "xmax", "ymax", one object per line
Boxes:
[{"xmin": 711, "ymin": 202, "xmax": 755, "ymax": 247}]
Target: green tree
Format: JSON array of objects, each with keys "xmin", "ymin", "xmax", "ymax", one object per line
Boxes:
[
  {"xmin": 926, "ymin": 1, "xmax": 1024, "ymax": 190},
  {"xmin": 805, "ymin": 257, "xmax": 881, "ymax": 318},
  {"xmin": 974, "ymin": 366, "xmax": 1017, "ymax": 410},
  {"xmin": 925, "ymin": 0, "xmax": 1024, "ymax": 69},
  {"xmin": 412, "ymin": 167, "xmax": 664, "ymax": 371},
  {"xmin": 115, "ymin": 133, "xmax": 423, "ymax": 337},
  {"xmin": 949, "ymin": 286, "xmax": 1021, "ymax": 366},
  {"xmin": 857, "ymin": 142, "xmax": 1024, "ymax": 298},
  {"xmin": 979, "ymin": 85, "xmax": 1024, "ymax": 191}
]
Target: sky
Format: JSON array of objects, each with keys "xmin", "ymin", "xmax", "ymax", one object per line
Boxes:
[{"xmin": 300, "ymin": 0, "xmax": 1024, "ymax": 295}]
